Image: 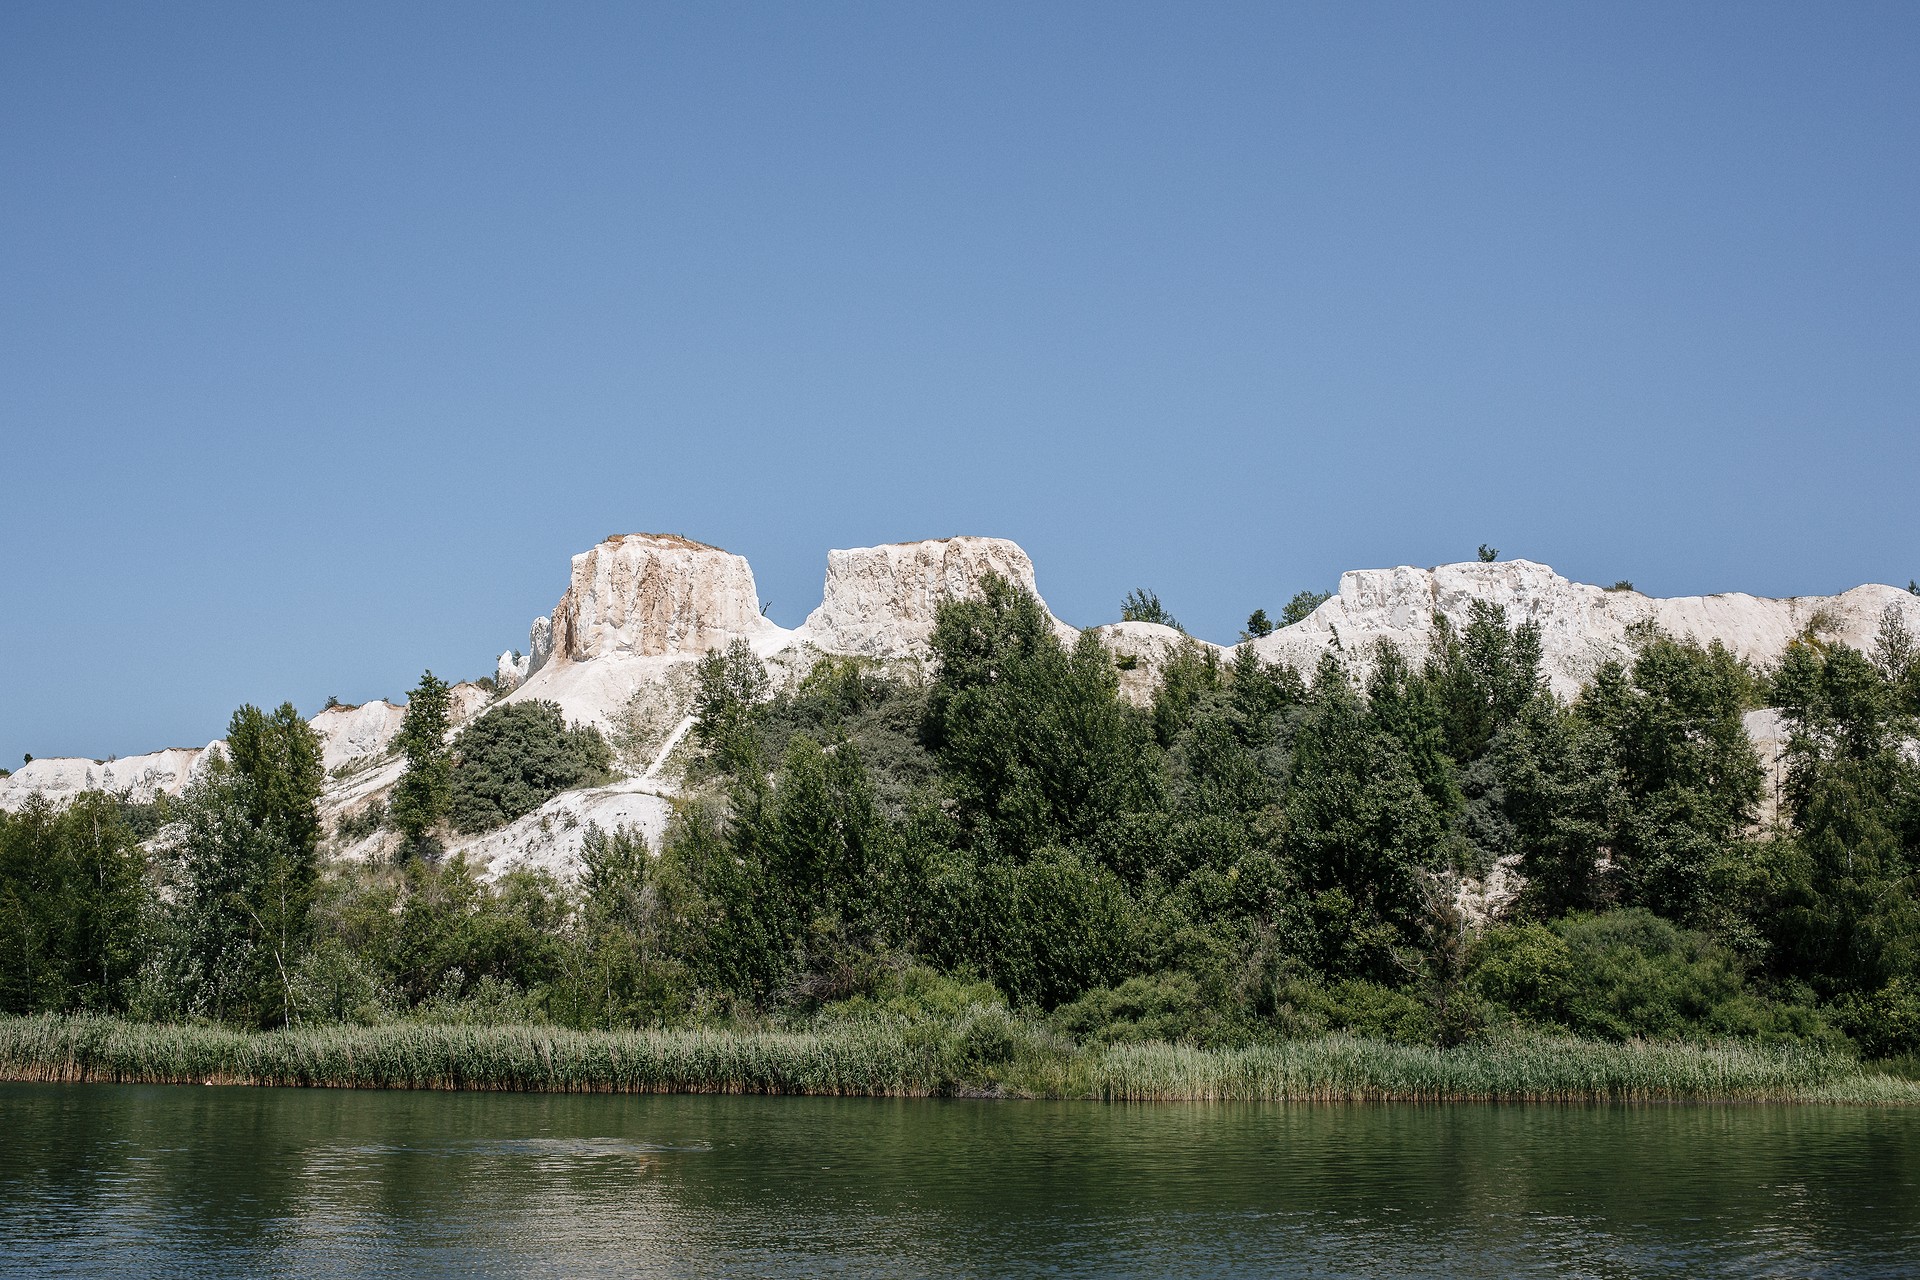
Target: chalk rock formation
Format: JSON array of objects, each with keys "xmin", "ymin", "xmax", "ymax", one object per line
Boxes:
[
  {"xmin": 0, "ymin": 742, "xmax": 224, "ymax": 811},
  {"xmin": 800, "ymin": 536, "xmax": 1070, "ymax": 658},
  {"xmin": 1087, "ymin": 621, "xmax": 1213, "ymax": 705},
  {"xmin": 538, "ymin": 535, "xmax": 786, "ymax": 662},
  {"xmin": 309, "ymin": 700, "xmax": 408, "ymax": 775},
  {"xmin": 442, "ymin": 778, "xmax": 676, "ymax": 883},
  {"xmin": 526, "ymin": 616, "xmax": 555, "ymax": 676},
  {"xmin": 502, "ymin": 534, "xmax": 792, "ymax": 735},
  {"xmin": 539, "ymin": 533, "xmax": 783, "ymax": 664},
  {"xmin": 1253, "ymin": 559, "xmax": 1920, "ymax": 697},
  {"xmin": 1, "ymin": 684, "xmax": 497, "ymax": 816}
]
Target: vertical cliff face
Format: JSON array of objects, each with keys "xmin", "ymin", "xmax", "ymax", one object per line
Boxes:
[
  {"xmin": 536, "ymin": 533, "xmax": 784, "ymax": 665},
  {"xmin": 799, "ymin": 536, "xmax": 1070, "ymax": 657}
]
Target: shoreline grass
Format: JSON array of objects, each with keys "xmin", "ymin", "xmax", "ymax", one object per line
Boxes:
[{"xmin": 1, "ymin": 1015, "xmax": 1914, "ymax": 1104}]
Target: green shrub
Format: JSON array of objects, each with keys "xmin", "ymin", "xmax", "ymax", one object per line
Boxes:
[
  {"xmin": 447, "ymin": 701, "xmax": 612, "ymax": 833},
  {"xmin": 1279, "ymin": 589, "xmax": 1332, "ymax": 627},
  {"xmin": 1471, "ymin": 909, "xmax": 1837, "ymax": 1044},
  {"xmin": 334, "ymin": 800, "xmax": 386, "ymax": 842},
  {"xmin": 1051, "ymin": 972, "xmax": 1213, "ymax": 1045},
  {"xmin": 1830, "ymin": 977, "xmax": 1920, "ymax": 1058},
  {"xmin": 1268, "ymin": 977, "xmax": 1435, "ymax": 1043}
]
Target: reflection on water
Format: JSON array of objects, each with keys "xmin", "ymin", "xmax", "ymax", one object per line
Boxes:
[{"xmin": 1, "ymin": 1084, "xmax": 1916, "ymax": 1277}]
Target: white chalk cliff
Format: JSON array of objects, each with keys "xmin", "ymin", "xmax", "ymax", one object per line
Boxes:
[
  {"xmin": 9, "ymin": 531, "xmax": 1918, "ymax": 882},
  {"xmin": 800, "ymin": 536, "xmax": 1068, "ymax": 657}
]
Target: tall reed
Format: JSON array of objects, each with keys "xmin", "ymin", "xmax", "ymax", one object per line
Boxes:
[
  {"xmin": 1080, "ymin": 1035, "xmax": 1920, "ymax": 1104},
  {"xmin": 2, "ymin": 1015, "xmax": 1914, "ymax": 1103}
]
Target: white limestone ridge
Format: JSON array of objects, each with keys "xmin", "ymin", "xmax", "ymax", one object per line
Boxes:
[
  {"xmin": 8, "ymin": 530, "xmax": 1918, "ymax": 868},
  {"xmin": 496, "ymin": 532, "xmax": 1074, "ymax": 734},
  {"xmin": 0, "ymin": 688, "xmax": 492, "ymax": 814},
  {"xmin": 1251, "ymin": 559, "xmax": 1920, "ymax": 698},
  {"xmin": 0, "ymin": 743, "xmax": 227, "ymax": 811}
]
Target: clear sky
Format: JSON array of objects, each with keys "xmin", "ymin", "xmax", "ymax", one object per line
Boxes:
[{"xmin": 4, "ymin": 1, "xmax": 1917, "ymax": 762}]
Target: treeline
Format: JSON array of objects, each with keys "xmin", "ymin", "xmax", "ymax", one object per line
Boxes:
[{"xmin": 3, "ymin": 578, "xmax": 1918, "ymax": 1062}]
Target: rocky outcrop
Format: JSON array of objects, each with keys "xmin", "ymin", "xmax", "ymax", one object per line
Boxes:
[
  {"xmin": 540, "ymin": 533, "xmax": 784, "ymax": 664},
  {"xmin": 1252, "ymin": 559, "xmax": 1920, "ymax": 697},
  {"xmin": 440, "ymin": 778, "xmax": 675, "ymax": 883},
  {"xmin": 1087, "ymin": 621, "xmax": 1211, "ymax": 705},
  {"xmin": 1, "ymin": 685, "xmax": 496, "ymax": 815},
  {"xmin": 0, "ymin": 742, "xmax": 224, "ymax": 811},
  {"xmin": 500, "ymin": 534, "xmax": 793, "ymax": 736},
  {"xmin": 799, "ymin": 536, "xmax": 1071, "ymax": 657},
  {"xmin": 310, "ymin": 700, "xmax": 407, "ymax": 775}
]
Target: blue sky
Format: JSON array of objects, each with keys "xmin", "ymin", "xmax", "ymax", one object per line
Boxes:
[{"xmin": 4, "ymin": 1, "xmax": 1917, "ymax": 761}]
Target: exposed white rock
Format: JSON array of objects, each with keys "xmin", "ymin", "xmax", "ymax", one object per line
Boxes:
[
  {"xmin": 1744, "ymin": 708, "xmax": 1791, "ymax": 827},
  {"xmin": 544, "ymin": 533, "xmax": 785, "ymax": 663},
  {"xmin": 495, "ymin": 650, "xmax": 529, "ymax": 693},
  {"xmin": 1252, "ymin": 559, "xmax": 1920, "ymax": 697},
  {"xmin": 440, "ymin": 778, "xmax": 676, "ymax": 883},
  {"xmin": 798, "ymin": 536, "xmax": 1074, "ymax": 658},
  {"xmin": 16, "ymin": 530, "xmax": 1920, "ymax": 891},
  {"xmin": 1086, "ymin": 621, "xmax": 1221, "ymax": 705},
  {"xmin": 0, "ymin": 742, "xmax": 225, "ymax": 811},
  {"xmin": 310, "ymin": 700, "xmax": 407, "ymax": 775},
  {"xmin": 527, "ymin": 615, "xmax": 555, "ymax": 676},
  {"xmin": 499, "ymin": 533, "xmax": 793, "ymax": 739},
  {"xmin": 3, "ymin": 682, "xmax": 495, "ymax": 818}
]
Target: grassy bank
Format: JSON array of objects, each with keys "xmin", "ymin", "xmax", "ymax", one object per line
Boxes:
[{"xmin": 3, "ymin": 1015, "xmax": 1916, "ymax": 1103}]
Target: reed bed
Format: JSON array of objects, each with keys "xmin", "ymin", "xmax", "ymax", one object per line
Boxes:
[
  {"xmin": 2, "ymin": 1015, "xmax": 1914, "ymax": 1103},
  {"xmin": 1082, "ymin": 1035, "xmax": 1920, "ymax": 1104},
  {"xmin": 0, "ymin": 1016, "xmax": 946, "ymax": 1095}
]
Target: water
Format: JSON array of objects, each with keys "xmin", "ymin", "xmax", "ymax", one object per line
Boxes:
[{"xmin": 1, "ymin": 1084, "xmax": 1916, "ymax": 1277}]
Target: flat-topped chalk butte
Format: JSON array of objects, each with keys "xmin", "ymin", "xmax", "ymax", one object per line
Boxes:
[{"xmin": 800, "ymin": 535, "xmax": 1070, "ymax": 658}]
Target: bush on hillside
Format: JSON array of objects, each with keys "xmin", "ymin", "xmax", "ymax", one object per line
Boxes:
[{"xmin": 447, "ymin": 701, "xmax": 613, "ymax": 833}]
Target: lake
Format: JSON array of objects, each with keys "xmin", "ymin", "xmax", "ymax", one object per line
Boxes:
[{"xmin": 1, "ymin": 1083, "xmax": 1915, "ymax": 1277}]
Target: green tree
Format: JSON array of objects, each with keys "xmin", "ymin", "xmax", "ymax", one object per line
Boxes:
[
  {"xmin": 1754, "ymin": 639, "xmax": 1920, "ymax": 1035},
  {"xmin": 166, "ymin": 702, "xmax": 324, "ymax": 1025},
  {"xmin": 0, "ymin": 794, "xmax": 152, "ymax": 1014},
  {"xmin": 1279, "ymin": 590, "xmax": 1331, "ymax": 627},
  {"xmin": 1367, "ymin": 643, "xmax": 1463, "ymax": 824},
  {"xmin": 987, "ymin": 847, "xmax": 1138, "ymax": 1008},
  {"xmin": 927, "ymin": 576, "xmax": 1156, "ymax": 858},
  {"xmin": 1243, "ymin": 608, "xmax": 1274, "ymax": 639},
  {"xmin": 390, "ymin": 671, "xmax": 454, "ymax": 846},
  {"xmin": 692, "ymin": 638, "xmax": 772, "ymax": 776},
  {"xmin": 1120, "ymin": 588, "xmax": 1181, "ymax": 631},
  {"xmin": 1573, "ymin": 631, "xmax": 1763, "ymax": 921},
  {"xmin": 554, "ymin": 824, "xmax": 693, "ymax": 1027},
  {"xmin": 1872, "ymin": 605, "xmax": 1920, "ymax": 715},
  {"xmin": 447, "ymin": 700, "xmax": 612, "ymax": 832},
  {"xmin": 1424, "ymin": 601, "xmax": 1545, "ymax": 765},
  {"xmin": 1284, "ymin": 654, "xmax": 1446, "ymax": 976}
]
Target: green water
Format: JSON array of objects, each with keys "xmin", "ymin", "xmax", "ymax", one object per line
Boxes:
[{"xmin": 1, "ymin": 1084, "xmax": 1915, "ymax": 1277}]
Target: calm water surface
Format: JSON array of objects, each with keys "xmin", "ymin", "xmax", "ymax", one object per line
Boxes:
[{"xmin": 0, "ymin": 1083, "xmax": 1915, "ymax": 1277}]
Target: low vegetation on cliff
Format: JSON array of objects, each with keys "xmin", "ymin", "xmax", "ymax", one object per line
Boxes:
[{"xmin": 3, "ymin": 576, "xmax": 1919, "ymax": 1098}]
